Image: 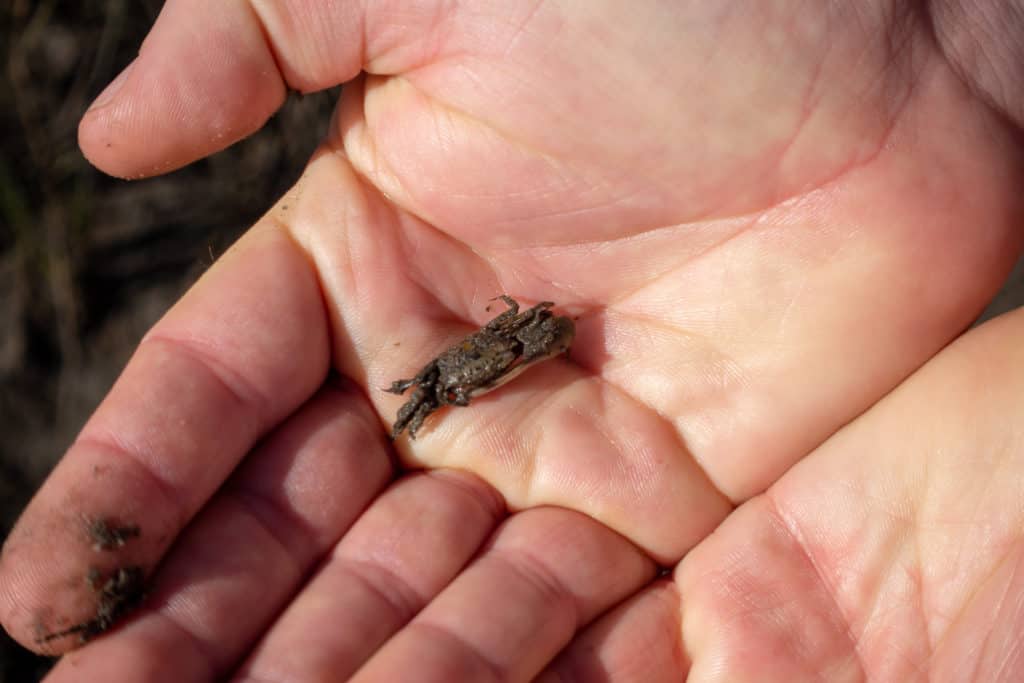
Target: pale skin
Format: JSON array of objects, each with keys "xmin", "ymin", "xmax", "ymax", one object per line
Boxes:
[{"xmin": 2, "ymin": 0, "xmax": 1024, "ymax": 680}]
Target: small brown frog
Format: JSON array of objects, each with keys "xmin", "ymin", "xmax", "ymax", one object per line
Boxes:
[{"xmin": 386, "ymin": 295, "xmax": 575, "ymax": 438}]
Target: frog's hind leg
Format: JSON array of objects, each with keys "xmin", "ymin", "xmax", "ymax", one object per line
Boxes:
[
  {"xmin": 385, "ymin": 361, "xmax": 439, "ymax": 395},
  {"xmin": 391, "ymin": 385, "xmax": 437, "ymax": 438},
  {"xmin": 406, "ymin": 399, "xmax": 438, "ymax": 439}
]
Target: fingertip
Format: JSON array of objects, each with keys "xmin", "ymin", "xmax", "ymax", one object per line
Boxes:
[
  {"xmin": 0, "ymin": 452, "xmax": 165, "ymax": 656},
  {"xmin": 78, "ymin": 0, "xmax": 287, "ymax": 178}
]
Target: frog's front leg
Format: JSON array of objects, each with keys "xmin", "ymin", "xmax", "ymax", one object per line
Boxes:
[
  {"xmin": 484, "ymin": 295, "xmax": 520, "ymax": 330},
  {"xmin": 509, "ymin": 301, "xmax": 555, "ymax": 334},
  {"xmin": 385, "ymin": 361, "xmax": 439, "ymax": 395},
  {"xmin": 494, "ymin": 294, "xmax": 519, "ymax": 314},
  {"xmin": 517, "ymin": 314, "xmax": 575, "ymax": 362},
  {"xmin": 523, "ymin": 301, "xmax": 554, "ymax": 323}
]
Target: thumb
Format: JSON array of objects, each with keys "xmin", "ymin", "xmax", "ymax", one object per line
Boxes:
[{"xmin": 78, "ymin": 0, "xmax": 368, "ymax": 178}]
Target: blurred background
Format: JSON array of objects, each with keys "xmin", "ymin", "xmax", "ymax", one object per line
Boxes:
[
  {"xmin": 1, "ymin": 1, "xmax": 337, "ymax": 678},
  {"xmin": 2, "ymin": 1, "xmax": 1023, "ymax": 680}
]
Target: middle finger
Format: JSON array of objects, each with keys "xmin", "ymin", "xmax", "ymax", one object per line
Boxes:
[{"xmin": 237, "ymin": 469, "xmax": 506, "ymax": 681}]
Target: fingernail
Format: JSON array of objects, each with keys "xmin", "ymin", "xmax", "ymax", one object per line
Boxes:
[{"xmin": 87, "ymin": 59, "xmax": 136, "ymax": 112}]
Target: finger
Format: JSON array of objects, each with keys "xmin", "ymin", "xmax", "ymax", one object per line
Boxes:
[
  {"xmin": 79, "ymin": 0, "xmax": 289, "ymax": 178},
  {"xmin": 0, "ymin": 221, "xmax": 329, "ymax": 654},
  {"xmin": 41, "ymin": 380, "xmax": 392, "ymax": 681},
  {"xmin": 538, "ymin": 580, "xmax": 687, "ymax": 683},
  {"xmin": 78, "ymin": 0, "xmax": 448, "ymax": 178},
  {"xmin": 237, "ymin": 469, "xmax": 505, "ymax": 681},
  {"xmin": 676, "ymin": 498, "xmax": 864, "ymax": 682},
  {"xmin": 351, "ymin": 508, "xmax": 656, "ymax": 683}
]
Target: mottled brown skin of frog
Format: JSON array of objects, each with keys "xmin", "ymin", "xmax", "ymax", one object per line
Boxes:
[{"xmin": 386, "ymin": 296, "xmax": 575, "ymax": 438}]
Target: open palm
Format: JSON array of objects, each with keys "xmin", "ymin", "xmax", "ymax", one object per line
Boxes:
[{"xmin": 3, "ymin": 1, "xmax": 1024, "ymax": 680}]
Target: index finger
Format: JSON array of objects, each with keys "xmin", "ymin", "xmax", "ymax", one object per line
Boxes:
[{"xmin": 0, "ymin": 220, "xmax": 329, "ymax": 654}]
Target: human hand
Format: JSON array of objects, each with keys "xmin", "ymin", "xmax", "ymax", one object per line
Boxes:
[
  {"xmin": 542, "ymin": 307, "xmax": 1024, "ymax": 682},
  {"xmin": 2, "ymin": 1, "xmax": 1023, "ymax": 680}
]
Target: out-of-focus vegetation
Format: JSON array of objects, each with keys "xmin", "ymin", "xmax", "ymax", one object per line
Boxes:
[{"xmin": 0, "ymin": 1, "xmax": 335, "ymax": 678}]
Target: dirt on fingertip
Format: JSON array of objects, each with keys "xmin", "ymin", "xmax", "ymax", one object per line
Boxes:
[
  {"xmin": 87, "ymin": 517, "xmax": 141, "ymax": 551},
  {"xmin": 32, "ymin": 515, "xmax": 147, "ymax": 648},
  {"xmin": 35, "ymin": 564, "xmax": 146, "ymax": 647}
]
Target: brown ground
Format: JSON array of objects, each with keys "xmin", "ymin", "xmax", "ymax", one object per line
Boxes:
[{"xmin": 2, "ymin": 2, "xmax": 1023, "ymax": 681}]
